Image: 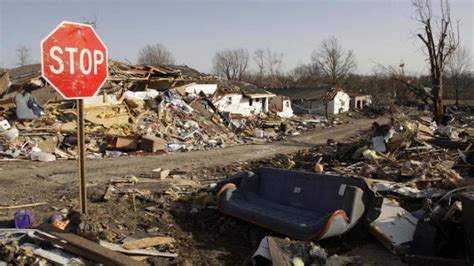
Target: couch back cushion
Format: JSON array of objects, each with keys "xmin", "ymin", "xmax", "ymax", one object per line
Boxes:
[{"xmin": 255, "ymin": 168, "xmax": 358, "ymax": 213}]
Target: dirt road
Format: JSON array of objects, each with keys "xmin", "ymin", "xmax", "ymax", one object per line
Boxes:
[{"xmin": 0, "ymin": 118, "xmax": 383, "ymax": 190}]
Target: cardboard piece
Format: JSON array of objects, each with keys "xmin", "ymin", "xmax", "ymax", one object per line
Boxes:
[
  {"xmin": 141, "ymin": 135, "xmax": 167, "ymax": 152},
  {"xmin": 110, "ymin": 136, "xmax": 139, "ymax": 151},
  {"xmin": 38, "ymin": 136, "xmax": 59, "ymax": 153},
  {"xmin": 84, "ymin": 107, "xmax": 130, "ymax": 128}
]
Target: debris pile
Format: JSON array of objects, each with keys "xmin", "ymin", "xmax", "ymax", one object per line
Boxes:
[
  {"xmin": 1, "ymin": 109, "xmax": 473, "ymax": 264},
  {"xmin": 0, "ymin": 62, "xmax": 328, "ymax": 161},
  {"xmin": 234, "ymin": 112, "xmax": 474, "ymax": 263}
]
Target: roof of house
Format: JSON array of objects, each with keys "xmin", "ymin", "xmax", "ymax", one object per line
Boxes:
[
  {"xmin": 266, "ymin": 86, "xmax": 331, "ymax": 101},
  {"xmin": 216, "ymin": 81, "xmax": 274, "ymax": 98},
  {"xmin": 7, "ymin": 64, "xmax": 42, "ymax": 85},
  {"xmin": 322, "ymin": 87, "xmax": 347, "ymax": 102}
]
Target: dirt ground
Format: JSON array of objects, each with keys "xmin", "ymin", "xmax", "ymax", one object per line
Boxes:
[
  {"xmin": 0, "ymin": 118, "xmax": 383, "ymax": 186},
  {"xmin": 0, "ymin": 117, "xmax": 402, "ymax": 265}
]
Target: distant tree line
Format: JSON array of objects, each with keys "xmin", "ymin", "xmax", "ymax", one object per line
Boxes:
[
  {"xmin": 134, "ymin": 36, "xmax": 471, "ymax": 109},
  {"xmin": 210, "ymin": 37, "xmax": 357, "ymax": 88}
]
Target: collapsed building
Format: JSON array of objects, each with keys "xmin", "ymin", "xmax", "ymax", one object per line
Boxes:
[{"xmin": 0, "ymin": 61, "xmax": 325, "ymax": 161}]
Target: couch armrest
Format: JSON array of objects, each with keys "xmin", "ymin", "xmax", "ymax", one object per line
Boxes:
[
  {"xmin": 216, "ymin": 183, "xmax": 237, "ymax": 209},
  {"xmin": 342, "ymin": 185, "xmax": 365, "ymax": 224},
  {"xmin": 312, "ymin": 187, "xmax": 365, "ymax": 240}
]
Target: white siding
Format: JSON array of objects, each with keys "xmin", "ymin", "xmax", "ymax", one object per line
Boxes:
[
  {"xmin": 278, "ymin": 99, "xmax": 294, "ymax": 118},
  {"xmin": 214, "ymin": 94, "xmax": 270, "ymax": 116},
  {"xmin": 327, "ymin": 91, "xmax": 350, "ymax": 114}
]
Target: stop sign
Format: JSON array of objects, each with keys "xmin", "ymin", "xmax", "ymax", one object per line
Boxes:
[{"xmin": 41, "ymin": 21, "xmax": 108, "ymax": 99}]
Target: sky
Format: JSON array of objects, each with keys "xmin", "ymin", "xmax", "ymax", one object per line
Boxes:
[{"xmin": 0, "ymin": 0, "xmax": 472, "ymax": 75}]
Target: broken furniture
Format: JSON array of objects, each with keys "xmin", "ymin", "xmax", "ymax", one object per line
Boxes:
[
  {"xmin": 0, "ymin": 228, "xmax": 146, "ymax": 265},
  {"xmin": 369, "ymin": 198, "xmax": 418, "ymax": 255},
  {"xmin": 217, "ymin": 168, "xmax": 379, "ymax": 240}
]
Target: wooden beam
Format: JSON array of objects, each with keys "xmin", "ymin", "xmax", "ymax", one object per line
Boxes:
[
  {"xmin": 123, "ymin": 236, "xmax": 176, "ymax": 250},
  {"xmin": 100, "ymin": 240, "xmax": 177, "ymax": 258},
  {"xmin": 36, "ymin": 225, "xmax": 146, "ymax": 266},
  {"xmin": 0, "ymin": 202, "xmax": 47, "ymax": 210}
]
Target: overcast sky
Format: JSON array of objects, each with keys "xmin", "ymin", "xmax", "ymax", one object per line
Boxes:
[{"xmin": 0, "ymin": 0, "xmax": 472, "ymax": 75}]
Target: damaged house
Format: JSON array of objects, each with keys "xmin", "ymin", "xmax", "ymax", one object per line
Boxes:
[
  {"xmin": 266, "ymin": 87, "xmax": 328, "ymax": 115},
  {"xmin": 267, "ymin": 86, "xmax": 351, "ymax": 115},
  {"xmin": 349, "ymin": 93, "xmax": 372, "ymax": 110},
  {"xmin": 322, "ymin": 87, "xmax": 350, "ymax": 115},
  {"xmin": 212, "ymin": 82, "xmax": 275, "ymax": 116},
  {"xmin": 269, "ymin": 95, "xmax": 294, "ymax": 118}
]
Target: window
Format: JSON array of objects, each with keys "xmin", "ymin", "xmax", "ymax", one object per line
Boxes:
[
  {"xmin": 226, "ymin": 96, "xmax": 232, "ymax": 105},
  {"xmin": 285, "ymin": 101, "xmax": 290, "ymax": 107},
  {"xmin": 256, "ymin": 98, "xmax": 260, "ymax": 102},
  {"xmin": 249, "ymin": 98, "xmax": 253, "ymax": 106}
]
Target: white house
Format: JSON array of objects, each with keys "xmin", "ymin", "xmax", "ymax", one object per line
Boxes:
[
  {"xmin": 213, "ymin": 82, "xmax": 275, "ymax": 116},
  {"xmin": 269, "ymin": 95, "xmax": 294, "ymax": 118},
  {"xmin": 322, "ymin": 87, "xmax": 350, "ymax": 115}
]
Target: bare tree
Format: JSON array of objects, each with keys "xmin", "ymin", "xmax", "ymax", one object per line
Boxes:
[
  {"xmin": 16, "ymin": 45, "xmax": 30, "ymax": 67},
  {"xmin": 447, "ymin": 46, "xmax": 472, "ymax": 106},
  {"xmin": 312, "ymin": 37, "xmax": 356, "ymax": 84},
  {"xmin": 253, "ymin": 49, "xmax": 265, "ymax": 84},
  {"xmin": 264, "ymin": 48, "xmax": 283, "ymax": 87},
  {"xmin": 137, "ymin": 44, "xmax": 175, "ymax": 65},
  {"xmin": 413, "ymin": 0, "xmax": 459, "ymax": 122},
  {"xmin": 252, "ymin": 48, "xmax": 283, "ymax": 87},
  {"xmin": 212, "ymin": 48, "xmax": 249, "ymax": 81},
  {"xmin": 289, "ymin": 62, "xmax": 322, "ymax": 87}
]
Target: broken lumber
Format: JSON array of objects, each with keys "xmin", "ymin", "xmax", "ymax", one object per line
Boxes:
[
  {"xmin": 123, "ymin": 236, "xmax": 176, "ymax": 250},
  {"xmin": 0, "ymin": 202, "xmax": 47, "ymax": 210},
  {"xmin": 103, "ymin": 184, "xmax": 115, "ymax": 201},
  {"xmin": 36, "ymin": 224, "xmax": 146, "ymax": 266},
  {"xmin": 100, "ymin": 240, "xmax": 177, "ymax": 258}
]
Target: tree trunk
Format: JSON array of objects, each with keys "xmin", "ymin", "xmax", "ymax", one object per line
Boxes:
[
  {"xmin": 455, "ymin": 82, "xmax": 459, "ymax": 107},
  {"xmin": 432, "ymin": 75, "xmax": 444, "ymax": 124},
  {"xmin": 325, "ymin": 102, "xmax": 329, "ymax": 119}
]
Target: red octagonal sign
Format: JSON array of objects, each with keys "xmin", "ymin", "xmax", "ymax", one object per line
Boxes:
[{"xmin": 41, "ymin": 21, "xmax": 108, "ymax": 99}]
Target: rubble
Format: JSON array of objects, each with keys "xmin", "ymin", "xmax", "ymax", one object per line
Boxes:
[
  {"xmin": 0, "ymin": 62, "xmax": 328, "ymax": 162},
  {"xmin": 1, "ymin": 63, "xmax": 473, "ymax": 264}
]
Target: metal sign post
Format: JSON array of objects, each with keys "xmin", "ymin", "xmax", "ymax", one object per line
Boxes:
[
  {"xmin": 77, "ymin": 99, "xmax": 87, "ymax": 214},
  {"xmin": 41, "ymin": 21, "xmax": 108, "ymax": 215}
]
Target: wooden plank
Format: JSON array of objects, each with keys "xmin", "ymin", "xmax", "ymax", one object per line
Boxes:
[
  {"xmin": 0, "ymin": 202, "xmax": 47, "ymax": 210},
  {"xmin": 36, "ymin": 225, "xmax": 146, "ymax": 266},
  {"xmin": 123, "ymin": 236, "xmax": 175, "ymax": 250},
  {"xmin": 103, "ymin": 184, "xmax": 115, "ymax": 201},
  {"xmin": 267, "ymin": 237, "xmax": 292, "ymax": 266},
  {"xmin": 100, "ymin": 240, "xmax": 177, "ymax": 258}
]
